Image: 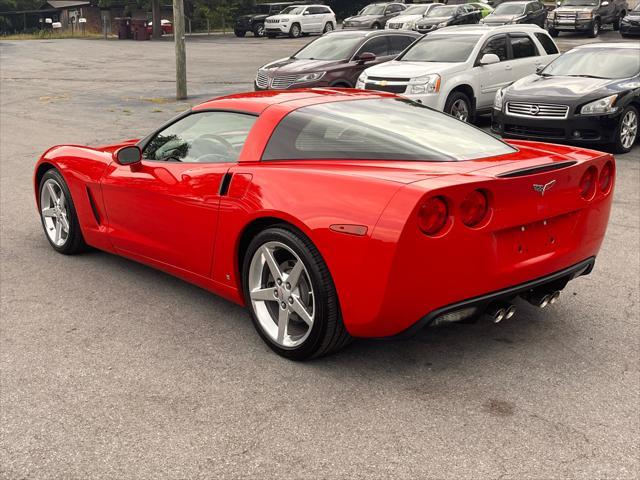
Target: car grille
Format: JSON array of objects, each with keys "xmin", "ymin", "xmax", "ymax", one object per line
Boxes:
[
  {"xmin": 365, "ymin": 81, "xmax": 407, "ymax": 94},
  {"xmin": 256, "ymin": 70, "xmax": 269, "ymax": 89},
  {"xmin": 504, "ymin": 124, "xmax": 565, "ymax": 138},
  {"xmin": 271, "ymin": 74, "xmax": 301, "ymax": 89},
  {"xmin": 265, "ymin": 18, "xmax": 280, "ymax": 24},
  {"xmin": 506, "ymin": 102, "xmax": 569, "ymax": 119},
  {"xmin": 555, "ymin": 12, "xmax": 577, "ymax": 21}
]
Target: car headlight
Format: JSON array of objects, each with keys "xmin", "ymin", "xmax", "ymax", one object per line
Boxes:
[
  {"xmin": 438, "ymin": 22, "xmax": 448, "ymax": 27},
  {"xmin": 356, "ymin": 73, "xmax": 367, "ymax": 89},
  {"xmin": 580, "ymin": 94, "xmax": 618, "ymax": 115},
  {"xmin": 294, "ymin": 72, "xmax": 326, "ymax": 83},
  {"xmin": 408, "ymin": 74, "xmax": 441, "ymax": 94},
  {"xmin": 279, "ymin": 17, "xmax": 289, "ymax": 22},
  {"xmin": 577, "ymin": 11, "xmax": 593, "ymax": 19},
  {"xmin": 494, "ymin": 88, "xmax": 504, "ymax": 111}
]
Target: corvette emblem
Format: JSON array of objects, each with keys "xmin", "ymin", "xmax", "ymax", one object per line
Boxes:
[
  {"xmin": 529, "ymin": 104, "xmax": 540, "ymax": 115},
  {"xmin": 533, "ymin": 179, "xmax": 556, "ymax": 196}
]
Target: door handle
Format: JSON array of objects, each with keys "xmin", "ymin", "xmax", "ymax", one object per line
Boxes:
[{"xmin": 505, "ymin": 65, "xmax": 512, "ymax": 71}]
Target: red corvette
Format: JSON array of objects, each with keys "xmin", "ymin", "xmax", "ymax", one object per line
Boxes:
[{"xmin": 34, "ymin": 89, "xmax": 614, "ymax": 359}]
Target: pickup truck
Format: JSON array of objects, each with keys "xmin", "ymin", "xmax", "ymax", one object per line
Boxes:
[{"xmin": 547, "ymin": 0, "xmax": 629, "ymax": 37}]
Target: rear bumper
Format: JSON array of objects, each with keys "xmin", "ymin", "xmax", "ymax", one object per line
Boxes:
[
  {"xmin": 491, "ymin": 108, "xmax": 620, "ymax": 145},
  {"xmin": 394, "ymin": 257, "xmax": 595, "ymax": 338}
]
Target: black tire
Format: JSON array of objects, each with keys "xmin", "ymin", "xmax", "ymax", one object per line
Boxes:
[
  {"xmin": 611, "ymin": 105, "xmax": 638, "ymax": 154},
  {"xmin": 234, "ymin": 29, "xmax": 246, "ymax": 38},
  {"xmin": 289, "ymin": 22, "xmax": 302, "ymax": 38},
  {"xmin": 323, "ymin": 22, "xmax": 334, "ymax": 33},
  {"xmin": 444, "ymin": 91, "xmax": 473, "ymax": 123},
  {"xmin": 613, "ymin": 11, "xmax": 624, "ymax": 30},
  {"xmin": 371, "ymin": 22, "xmax": 381, "ymax": 30},
  {"xmin": 588, "ymin": 18, "xmax": 600, "ymax": 37},
  {"xmin": 242, "ymin": 226, "xmax": 351, "ymax": 360},
  {"xmin": 38, "ymin": 168, "xmax": 87, "ymax": 255},
  {"xmin": 252, "ymin": 22, "xmax": 265, "ymax": 37},
  {"xmin": 548, "ymin": 27, "xmax": 559, "ymax": 37}
]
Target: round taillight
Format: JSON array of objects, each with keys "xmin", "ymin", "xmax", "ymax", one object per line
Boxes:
[
  {"xmin": 460, "ymin": 189, "xmax": 489, "ymax": 227},
  {"xmin": 418, "ymin": 196, "xmax": 448, "ymax": 236},
  {"xmin": 579, "ymin": 166, "xmax": 597, "ymax": 200},
  {"xmin": 599, "ymin": 161, "xmax": 614, "ymax": 193}
]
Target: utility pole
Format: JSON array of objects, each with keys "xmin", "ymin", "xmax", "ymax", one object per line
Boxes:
[
  {"xmin": 152, "ymin": 0, "xmax": 161, "ymax": 39},
  {"xmin": 173, "ymin": 0, "xmax": 187, "ymax": 100}
]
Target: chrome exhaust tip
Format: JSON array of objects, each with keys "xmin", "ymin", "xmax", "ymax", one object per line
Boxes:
[
  {"xmin": 548, "ymin": 291, "xmax": 561, "ymax": 305},
  {"xmin": 505, "ymin": 304, "xmax": 517, "ymax": 320},
  {"xmin": 486, "ymin": 302, "xmax": 515, "ymax": 323},
  {"xmin": 526, "ymin": 292, "xmax": 552, "ymax": 308}
]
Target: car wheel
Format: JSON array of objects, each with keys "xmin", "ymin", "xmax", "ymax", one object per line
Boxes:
[
  {"xmin": 323, "ymin": 22, "xmax": 334, "ymax": 33},
  {"xmin": 38, "ymin": 169, "xmax": 86, "ymax": 255},
  {"xmin": 612, "ymin": 105, "xmax": 638, "ymax": 154},
  {"xmin": 588, "ymin": 19, "xmax": 600, "ymax": 37},
  {"xmin": 445, "ymin": 92, "xmax": 473, "ymax": 123},
  {"xmin": 613, "ymin": 12, "xmax": 624, "ymax": 30},
  {"xmin": 548, "ymin": 27, "xmax": 559, "ymax": 37},
  {"xmin": 253, "ymin": 23, "xmax": 265, "ymax": 37},
  {"xmin": 242, "ymin": 226, "xmax": 351, "ymax": 360},
  {"xmin": 234, "ymin": 29, "xmax": 246, "ymax": 38},
  {"xmin": 289, "ymin": 23, "xmax": 302, "ymax": 38},
  {"xmin": 371, "ymin": 23, "xmax": 381, "ymax": 29}
]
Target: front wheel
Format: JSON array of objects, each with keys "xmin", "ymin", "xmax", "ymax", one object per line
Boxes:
[
  {"xmin": 612, "ymin": 105, "xmax": 638, "ymax": 154},
  {"xmin": 588, "ymin": 19, "xmax": 600, "ymax": 37},
  {"xmin": 242, "ymin": 226, "xmax": 350, "ymax": 360},
  {"xmin": 38, "ymin": 169, "xmax": 86, "ymax": 255},
  {"xmin": 289, "ymin": 23, "xmax": 302, "ymax": 38},
  {"xmin": 371, "ymin": 23, "xmax": 381, "ymax": 30},
  {"xmin": 234, "ymin": 29, "xmax": 246, "ymax": 38},
  {"xmin": 613, "ymin": 11, "xmax": 624, "ymax": 30},
  {"xmin": 445, "ymin": 91, "xmax": 473, "ymax": 123},
  {"xmin": 253, "ymin": 22, "xmax": 265, "ymax": 37}
]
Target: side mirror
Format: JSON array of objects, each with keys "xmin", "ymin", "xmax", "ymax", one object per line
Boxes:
[
  {"xmin": 536, "ymin": 64, "xmax": 545, "ymax": 74},
  {"xmin": 114, "ymin": 145, "xmax": 142, "ymax": 166},
  {"xmin": 357, "ymin": 51, "xmax": 377, "ymax": 63},
  {"xmin": 303, "ymin": 10, "xmax": 310, "ymax": 15},
  {"xmin": 479, "ymin": 53, "xmax": 500, "ymax": 65}
]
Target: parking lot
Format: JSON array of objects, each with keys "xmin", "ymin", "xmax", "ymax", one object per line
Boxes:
[{"xmin": 0, "ymin": 31, "xmax": 638, "ymax": 479}]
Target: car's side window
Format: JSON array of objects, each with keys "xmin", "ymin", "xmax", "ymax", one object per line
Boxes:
[
  {"xmin": 480, "ymin": 35, "xmax": 508, "ymax": 62},
  {"xmin": 142, "ymin": 111, "xmax": 257, "ymax": 164},
  {"xmin": 356, "ymin": 36, "xmax": 390, "ymax": 57},
  {"xmin": 389, "ymin": 35, "xmax": 416, "ymax": 55},
  {"xmin": 510, "ymin": 34, "xmax": 538, "ymax": 59},
  {"xmin": 534, "ymin": 32, "xmax": 559, "ymax": 54}
]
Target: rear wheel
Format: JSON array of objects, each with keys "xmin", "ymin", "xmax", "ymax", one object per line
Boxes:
[
  {"xmin": 253, "ymin": 22, "xmax": 265, "ymax": 37},
  {"xmin": 611, "ymin": 105, "xmax": 638, "ymax": 154},
  {"xmin": 445, "ymin": 91, "xmax": 473, "ymax": 123},
  {"xmin": 234, "ymin": 29, "xmax": 246, "ymax": 37},
  {"xmin": 289, "ymin": 23, "xmax": 302, "ymax": 38},
  {"xmin": 38, "ymin": 169, "xmax": 86, "ymax": 255},
  {"xmin": 588, "ymin": 18, "xmax": 600, "ymax": 37},
  {"xmin": 371, "ymin": 22, "xmax": 381, "ymax": 30},
  {"xmin": 323, "ymin": 22, "xmax": 334, "ymax": 33},
  {"xmin": 613, "ymin": 11, "xmax": 624, "ymax": 30},
  {"xmin": 242, "ymin": 226, "xmax": 350, "ymax": 360}
]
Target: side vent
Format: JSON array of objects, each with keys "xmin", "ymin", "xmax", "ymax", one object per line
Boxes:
[
  {"xmin": 86, "ymin": 187, "xmax": 101, "ymax": 225},
  {"xmin": 497, "ymin": 161, "xmax": 577, "ymax": 178}
]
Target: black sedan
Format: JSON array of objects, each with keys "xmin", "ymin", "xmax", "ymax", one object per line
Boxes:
[
  {"xmin": 414, "ymin": 4, "xmax": 482, "ymax": 33},
  {"xmin": 481, "ymin": 0, "xmax": 546, "ymax": 26},
  {"xmin": 492, "ymin": 42, "xmax": 639, "ymax": 153},
  {"xmin": 621, "ymin": 3, "xmax": 640, "ymax": 37}
]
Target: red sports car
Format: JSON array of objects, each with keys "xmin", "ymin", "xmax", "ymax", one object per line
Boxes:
[{"xmin": 34, "ymin": 89, "xmax": 614, "ymax": 359}]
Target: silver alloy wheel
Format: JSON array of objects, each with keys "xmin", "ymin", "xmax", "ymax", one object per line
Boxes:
[
  {"xmin": 40, "ymin": 178, "xmax": 70, "ymax": 247},
  {"xmin": 255, "ymin": 23, "xmax": 264, "ymax": 36},
  {"xmin": 450, "ymin": 99, "xmax": 469, "ymax": 122},
  {"xmin": 592, "ymin": 20, "xmax": 599, "ymax": 36},
  {"xmin": 621, "ymin": 110, "xmax": 638, "ymax": 149},
  {"xmin": 291, "ymin": 24, "xmax": 301, "ymax": 37},
  {"xmin": 324, "ymin": 22, "xmax": 334, "ymax": 32},
  {"xmin": 248, "ymin": 241, "xmax": 315, "ymax": 348}
]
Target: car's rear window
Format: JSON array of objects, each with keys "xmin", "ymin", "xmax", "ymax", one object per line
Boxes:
[{"xmin": 262, "ymin": 98, "xmax": 516, "ymax": 162}]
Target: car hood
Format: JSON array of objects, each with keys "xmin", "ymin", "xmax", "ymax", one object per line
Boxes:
[
  {"xmin": 365, "ymin": 60, "xmax": 463, "ymax": 78},
  {"xmin": 239, "ymin": 14, "xmax": 268, "ymax": 20},
  {"xmin": 389, "ymin": 14, "xmax": 424, "ymax": 23},
  {"xmin": 261, "ymin": 57, "xmax": 345, "ymax": 73},
  {"xmin": 345, "ymin": 15, "xmax": 381, "ymax": 22},
  {"xmin": 507, "ymin": 74, "xmax": 615, "ymax": 99},
  {"xmin": 554, "ymin": 5, "xmax": 597, "ymax": 12},
  {"xmin": 484, "ymin": 13, "xmax": 519, "ymax": 22},
  {"xmin": 267, "ymin": 14, "xmax": 296, "ymax": 20}
]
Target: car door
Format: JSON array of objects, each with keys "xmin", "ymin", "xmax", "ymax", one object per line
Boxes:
[
  {"xmin": 100, "ymin": 111, "xmax": 257, "ymax": 277},
  {"xmin": 598, "ymin": 0, "xmax": 614, "ymax": 22},
  {"xmin": 475, "ymin": 34, "xmax": 513, "ymax": 109},
  {"xmin": 347, "ymin": 35, "xmax": 397, "ymax": 84},
  {"xmin": 300, "ymin": 7, "xmax": 316, "ymax": 32},
  {"xmin": 507, "ymin": 32, "xmax": 543, "ymax": 80}
]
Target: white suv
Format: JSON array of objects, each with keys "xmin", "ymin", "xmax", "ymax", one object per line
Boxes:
[
  {"xmin": 356, "ymin": 25, "xmax": 560, "ymax": 122},
  {"xmin": 265, "ymin": 5, "xmax": 337, "ymax": 38}
]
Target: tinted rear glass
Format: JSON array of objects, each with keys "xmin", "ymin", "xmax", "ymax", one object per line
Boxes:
[
  {"xmin": 262, "ymin": 99, "xmax": 516, "ymax": 162},
  {"xmin": 534, "ymin": 32, "xmax": 559, "ymax": 54}
]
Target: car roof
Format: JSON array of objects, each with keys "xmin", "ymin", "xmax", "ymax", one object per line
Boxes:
[
  {"xmin": 193, "ymin": 89, "xmax": 396, "ymax": 115},
  {"xmin": 430, "ymin": 24, "xmax": 544, "ymax": 35}
]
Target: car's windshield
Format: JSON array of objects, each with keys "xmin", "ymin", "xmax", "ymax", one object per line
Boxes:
[
  {"xmin": 399, "ymin": 34, "xmax": 480, "ymax": 62},
  {"xmin": 633, "ymin": 3, "xmax": 640, "ymax": 11},
  {"xmin": 262, "ymin": 98, "xmax": 516, "ymax": 162},
  {"xmin": 542, "ymin": 48, "xmax": 640, "ymax": 79},
  {"xmin": 359, "ymin": 5, "xmax": 386, "ymax": 15},
  {"xmin": 293, "ymin": 35, "xmax": 364, "ymax": 60},
  {"xmin": 403, "ymin": 4, "xmax": 430, "ymax": 15},
  {"xmin": 426, "ymin": 5, "xmax": 457, "ymax": 17},
  {"xmin": 559, "ymin": 0, "xmax": 598, "ymax": 6},
  {"xmin": 280, "ymin": 6, "xmax": 304, "ymax": 14},
  {"xmin": 494, "ymin": 3, "xmax": 525, "ymax": 14}
]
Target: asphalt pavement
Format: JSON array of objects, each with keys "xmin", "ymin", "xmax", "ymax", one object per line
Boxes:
[{"xmin": 0, "ymin": 31, "xmax": 638, "ymax": 479}]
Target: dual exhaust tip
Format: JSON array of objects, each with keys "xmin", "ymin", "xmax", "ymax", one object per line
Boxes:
[{"xmin": 486, "ymin": 290, "xmax": 561, "ymax": 324}]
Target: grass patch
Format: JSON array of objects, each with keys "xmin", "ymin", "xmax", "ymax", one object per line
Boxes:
[{"xmin": 1, "ymin": 31, "xmax": 106, "ymax": 40}]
